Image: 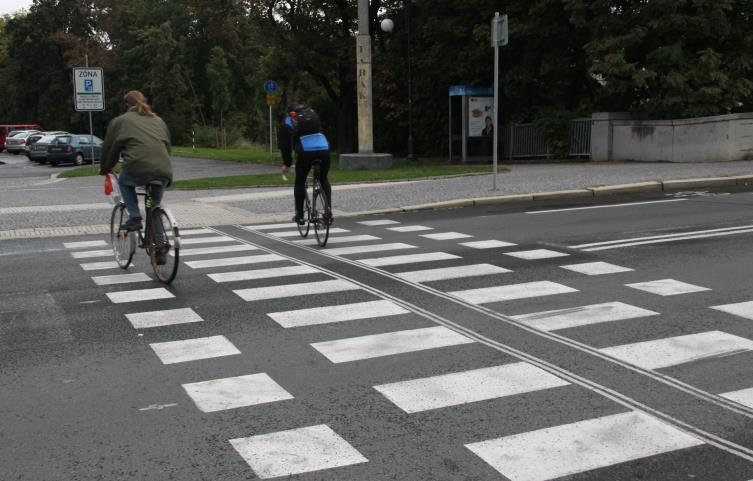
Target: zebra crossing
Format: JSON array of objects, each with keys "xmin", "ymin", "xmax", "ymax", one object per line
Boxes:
[{"xmin": 60, "ymin": 217, "xmax": 753, "ymax": 480}]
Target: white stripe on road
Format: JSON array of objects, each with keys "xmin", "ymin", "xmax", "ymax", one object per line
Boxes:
[
  {"xmin": 311, "ymin": 326, "xmax": 474, "ymax": 363},
  {"xmin": 106, "ymin": 287, "xmax": 174, "ymax": 303},
  {"xmin": 241, "ymin": 222, "xmax": 298, "ymax": 231},
  {"xmin": 234, "ymin": 279, "xmax": 359, "ymax": 302},
  {"xmin": 92, "ymin": 272, "xmax": 151, "ymax": 285},
  {"xmin": 504, "ymin": 249, "xmax": 570, "ymax": 260},
  {"xmin": 149, "ymin": 335, "xmax": 240, "ymax": 364},
  {"xmin": 599, "ymin": 331, "xmax": 753, "ymax": 369},
  {"xmin": 465, "ymin": 411, "xmax": 703, "ymax": 481},
  {"xmin": 450, "ymin": 281, "xmax": 578, "ymax": 305},
  {"xmin": 71, "ymin": 249, "xmax": 112, "ymax": 259},
  {"xmin": 374, "ymin": 363, "xmax": 569, "ymax": 413},
  {"xmin": 185, "ymin": 254, "xmax": 284, "ymax": 269},
  {"xmin": 126, "ymin": 307, "xmax": 204, "ymax": 329},
  {"xmin": 358, "ymin": 219, "xmax": 399, "ymax": 226},
  {"xmin": 570, "ymin": 224, "xmax": 753, "ymax": 249},
  {"xmin": 182, "ymin": 373, "xmax": 293, "ymax": 413},
  {"xmin": 582, "ymin": 228, "xmax": 753, "ymax": 251},
  {"xmin": 711, "ymin": 301, "xmax": 753, "ymax": 320},
  {"xmin": 387, "ymin": 225, "xmax": 433, "ymax": 232},
  {"xmin": 396, "ymin": 264, "xmax": 511, "ymax": 283},
  {"xmin": 460, "ymin": 240, "xmax": 517, "ymax": 249},
  {"xmin": 359, "ymin": 252, "xmax": 460, "ymax": 267},
  {"xmin": 209, "ymin": 265, "xmax": 320, "ymax": 283},
  {"xmin": 420, "ymin": 232, "xmax": 473, "ymax": 240},
  {"xmin": 81, "ymin": 261, "xmax": 124, "ymax": 271},
  {"xmin": 64, "ymin": 240, "xmax": 107, "ymax": 249},
  {"xmin": 267, "ymin": 300, "xmax": 409, "ymax": 328},
  {"xmin": 560, "ymin": 261, "xmax": 634, "ymax": 276},
  {"xmin": 721, "ymin": 387, "xmax": 753, "ymax": 409},
  {"xmin": 510, "ymin": 302, "xmax": 659, "ymax": 332},
  {"xmin": 230, "ymin": 425, "xmax": 368, "ymax": 479},
  {"xmin": 526, "ymin": 198, "xmax": 688, "ymax": 214},
  {"xmin": 328, "ymin": 243, "xmax": 417, "ymax": 256},
  {"xmin": 179, "ymin": 235, "xmax": 235, "ymax": 245},
  {"xmin": 293, "ymin": 235, "xmax": 380, "ymax": 245},
  {"xmin": 179, "ymin": 228, "xmax": 215, "ymax": 236},
  {"xmin": 626, "ymin": 279, "xmax": 710, "ymax": 296},
  {"xmin": 175, "ymin": 244, "xmax": 257, "ymax": 257},
  {"xmin": 271, "ymin": 228, "xmax": 350, "ymax": 238}
]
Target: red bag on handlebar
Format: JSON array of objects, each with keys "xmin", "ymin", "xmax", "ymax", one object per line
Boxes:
[{"xmin": 104, "ymin": 174, "xmax": 113, "ymax": 195}]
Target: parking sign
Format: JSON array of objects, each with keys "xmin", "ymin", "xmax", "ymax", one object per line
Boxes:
[{"xmin": 73, "ymin": 68, "xmax": 105, "ymax": 111}]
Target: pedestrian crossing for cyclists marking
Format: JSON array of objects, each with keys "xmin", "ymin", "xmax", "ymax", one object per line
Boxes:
[
  {"xmin": 234, "ymin": 279, "xmax": 360, "ymax": 302},
  {"xmin": 293, "ymin": 234, "xmax": 380, "ymax": 245},
  {"xmin": 106, "ymin": 287, "xmax": 175, "ymax": 304},
  {"xmin": 185, "ymin": 254, "xmax": 285, "ymax": 269},
  {"xmin": 209, "ymin": 265, "xmax": 320, "ymax": 283},
  {"xmin": 71, "ymin": 249, "xmax": 112, "ymax": 259},
  {"xmin": 64, "ymin": 240, "xmax": 107, "ymax": 249},
  {"xmin": 626, "ymin": 279, "xmax": 711, "ymax": 296},
  {"xmin": 465, "ymin": 411, "xmax": 704, "ymax": 481},
  {"xmin": 178, "ymin": 228, "xmax": 216, "ymax": 236},
  {"xmin": 359, "ymin": 252, "xmax": 460, "ymax": 267},
  {"xmin": 311, "ymin": 326, "xmax": 474, "ymax": 364},
  {"xmin": 710, "ymin": 301, "xmax": 753, "ymax": 320},
  {"xmin": 241, "ymin": 222, "xmax": 298, "ymax": 231},
  {"xmin": 80, "ymin": 260, "xmax": 127, "ymax": 271},
  {"xmin": 560, "ymin": 261, "xmax": 634, "ymax": 276},
  {"xmin": 395, "ymin": 263, "xmax": 512, "ymax": 283},
  {"xmin": 450, "ymin": 281, "xmax": 578, "ymax": 305},
  {"xmin": 230, "ymin": 425, "xmax": 368, "ymax": 479},
  {"xmin": 599, "ymin": 331, "xmax": 753, "ymax": 369},
  {"xmin": 179, "ymin": 235, "xmax": 236, "ymax": 245},
  {"xmin": 460, "ymin": 240, "xmax": 517, "ymax": 249},
  {"xmin": 509, "ymin": 302, "xmax": 659, "ymax": 332},
  {"xmin": 387, "ymin": 225, "xmax": 433, "ymax": 232},
  {"xmin": 125, "ymin": 307, "xmax": 204, "ymax": 329},
  {"xmin": 720, "ymin": 387, "xmax": 753, "ymax": 409},
  {"xmin": 92, "ymin": 272, "xmax": 152, "ymax": 286},
  {"xmin": 270, "ymin": 228, "xmax": 350, "ymax": 238},
  {"xmin": 374, "ymin": 363, "xmax": 570, "ymax": 414},
  {"xmin": 149, "ymin": 335, "xmax": 240, "ymax": 364},
  {"xmin": 504, "ymin": 249, "xmax": 570, "ymax": 260},
  {"xmin": 267, "ymin": 300, "xmax": 410, "ymax": 328},
  {"xmin": 175, "ymin": 244, "xmax": 258, "ymax": 257},
  {"xmin": 358, "ymin": 219, "xmax": 399, "ymax": 226},
  {"xmin": 420, "ymin": 232, "xmax": 473, "ymax": 240},
  {"xmin": 327, "ymin": 243, "xmax": 417, "ymax": 256},
  {"xmin": 182, "ymin": 373, "xmax": 293, "ymax": 413}
]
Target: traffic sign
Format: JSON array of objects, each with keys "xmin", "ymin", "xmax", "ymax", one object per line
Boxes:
[
  {"xmin": 73, "ymin": 67, "xmax": 105, "ymax": 111},
  {"xmin": 266, "ymin": 94, "xmax": 277, "ymax": 106},
  {"xmin": 491, "ymin": 14, "xmax": 508, "ymax": 47},
  {"xmin": 264, "ymin": 80, "xmax": 278, "ymax": 94}
]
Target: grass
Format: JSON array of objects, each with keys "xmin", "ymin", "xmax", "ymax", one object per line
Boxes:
[
  {"xmin": 58, "ymin": 163, "xmax": 120, "ymax": 178},
  {"xmin": 171, "ymin": 146, "xmax": 280, "ymax": 164}
]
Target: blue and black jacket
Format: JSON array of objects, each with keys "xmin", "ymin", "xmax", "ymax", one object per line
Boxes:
[{"xmin": 278, "ymin": 113, "xmax": 329, "ymax": 167}]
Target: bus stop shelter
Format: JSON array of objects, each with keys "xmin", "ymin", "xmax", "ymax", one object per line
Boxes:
[{"xmin": 448, "ymin": 85, "xmax": 494, "ymax": 163}]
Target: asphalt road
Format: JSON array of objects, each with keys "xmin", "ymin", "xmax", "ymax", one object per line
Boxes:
[{"xmin": 4, "ymin": 191, "xmax": 753, "ymax": 480}]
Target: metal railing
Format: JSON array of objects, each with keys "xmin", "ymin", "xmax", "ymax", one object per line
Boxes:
[
  {"xmin": 500, "ymin": 119, "xmax": 592, "ymax": 159},
  {"xmin": 568, "ymin": 118, "xmax": 591, "ymax": 157}
]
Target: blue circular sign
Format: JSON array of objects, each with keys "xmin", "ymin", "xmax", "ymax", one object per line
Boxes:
[{"xmin": 264, "ymin": 80, "xmax": 278, "ymax": 94}]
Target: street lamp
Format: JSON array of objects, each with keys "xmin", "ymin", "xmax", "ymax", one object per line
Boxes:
[{"xmin": 381, "ymin": 2, "xmax": 417, "ymax": 161}]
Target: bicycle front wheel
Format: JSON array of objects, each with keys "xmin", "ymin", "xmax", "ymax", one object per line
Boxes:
[
  {"xmin": 297, "ymin": 191, "xmax": 311, "ymax": 238},
  {"xmin": 149, "ymin": 208, "xmax": 180, "ymax": 284},
  {"xmin": 313, "ymin": 184, "xmax": 330, "ymax": 247},
  {"xmin": 110, "ymin": 203, "xmax": 135, "ymax": 269}
]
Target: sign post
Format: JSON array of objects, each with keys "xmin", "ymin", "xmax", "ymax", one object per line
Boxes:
[
  {"xmin": 491, "ymin": 13, "xmax": 508, "ymax": 190},
  {"xmin": 264, "ymin": 80, "xmax": 278, "ymax": 159},
  {"xmin": 73, "ymin": 56, "xmax": 105, "ymax": 172}
]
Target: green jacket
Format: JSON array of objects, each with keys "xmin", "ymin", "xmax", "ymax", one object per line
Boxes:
[{"xmin": 100, "ymin": 108, "xmax": 173, "ymax": 181}]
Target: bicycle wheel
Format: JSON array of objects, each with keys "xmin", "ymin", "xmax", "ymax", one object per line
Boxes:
[
  {"xmin": 110, "ymin": 203, "xmax": 135, "ymax": 269},
  {"xmin": 149, "ymin": 207, "xmax": 180, "ymax": 284},
  {"xmin": 297, "ymin": 190, "xmax": 311, "ymax": 238},
  {"xmin": 313, "ymin": 182, "xmax": 330, "ymax": 247}
]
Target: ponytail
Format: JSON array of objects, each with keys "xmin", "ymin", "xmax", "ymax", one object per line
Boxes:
[{"xmin": 124, "ymin": 90, "xmax": 155, "ymax": 117}]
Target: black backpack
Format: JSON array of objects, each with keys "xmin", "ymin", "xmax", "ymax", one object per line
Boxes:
[{"xmin": 292, "ymin": 106, "xmax": 321, "ymax": 136}]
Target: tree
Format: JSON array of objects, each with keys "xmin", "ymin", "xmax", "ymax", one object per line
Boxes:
[{"xmin": 207, "ymin": 46, "xmax": 232, "ymax": 147}]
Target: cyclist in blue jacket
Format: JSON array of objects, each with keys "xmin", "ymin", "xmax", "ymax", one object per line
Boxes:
[{"xmin": 278, "ymin": 103, "xmax": 332, "ymax": 225}]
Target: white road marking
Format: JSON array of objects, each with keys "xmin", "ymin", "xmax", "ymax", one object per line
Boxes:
[
  {"xmin": 526, "ymin": 198, "xmax": 688, "ymax": 214},
  {"xmin": 149, "ymin": 335, "xmax": 240, "ymax": 364},
  {"xmin": 125, "ymin": 308, "xmax": 204, "ymax": 329},
  {"xmin": 241, "ymin": 222, "xmax": 298, "ymax": 230},
  {"xmin": 209, "ymin": 265, "xmax": 319, "ymax": 283},
  {"xmin": 81, "ymin": 261, "xmax": 124, "ymax": 271},
  {"xmin": 64, "ymin": 240, "xmax": 107, "ymax": 249},
  {"xmin": 138, "ymin": 403, "xmax": 178, "ymax": 412},
  {"xmin": 182, "ymin": 373, "xmax": 293, "ymax": 412},
  {"xmin": 185, "ymin": 254, "xmax": 284, "ymax": 269},
  {"xmin": 504, "ymin": 249, "xmax": 570, "ymax": 260},
  {"xmin": 267, "ymin": 300, "xmax": 409, "ymax": 328},
  {"xmin": 178, "ymin": 228, "xmax": 215, "ymax": 236},
  {"xmin": 271, "ymin": 228, "xmax": 349, "ymax": 238},
  {"xmin": 328, "ymin": 243, "xmax": 417, "ymax": 256},
  {"xmin": 571, "ymin": 224, "xmax": 753, "ymax": 250},
  {"xmin": 599, "ymin": 331, "xmax": 753, "ymax": 369},
  {"xmin": 387, "ymin": 225, "xmax": 433, "ymax": 232},
  {"xmin": 106, "ymin": 288, "xmax": 174, "ymax": 304},
  {"xmin": 71, "ymin": 249, "xmax": 112, "ymax": 259},
  {"xmin": 396, "ymin": 263, "xmax": 511, "ymax": 283},
  {"xmin": 450, "ymin": 281, "xmax": 578, "ymax": 305},
  {"xmin": 230, "ymin": 425, "xmax": 368, "ymax": 479},
  {"xmin": 420, "ymin": 232, "xmax": 473, "ymax": 240},
  {"xmin": 176, "ymin": 244, "xmax": 257, "ymax": 257},
  {"xmin": 711, "ymin": 301, "xmax": 753, "ymax": 320},
  {"xmin": 234, "ymin": 279, "xmax": 359, "ymax": 301},
  {"xmin": 626, "ymin": 279, "xmax": 710, "ymax": 296},
  {"xmin": 311, "ymin": 326, "xmax": 474, "ymax": 363},
  {"xmin": 510, "ymin": 302, "xmax": 659, "ymax": 331},
  {"xmin": 359, "ymin": 252, "xmax": 460, "ymax": 267},
  {"xmin": 465, "ymin": 411, "xmax": 703, "ymax": 481},
  {"xmin": 92, "ymin": 273, "xmax": 151, "ymax": 285},
  {"xmin": 560, "ymin": 261, "xmax": 634, "ymax": 275},
  {"xmin": 179, "ymin": 235, "xmax": 235, "ymax": 245},
  {"xmin": 583, "ymin": 228, "xmax": 753, "ymax": 251},
  {"xmin": 358, "ymin": 219, "xmax": 399, "ymax": 226},
  {"xmin": 721, "ymin": 387, "xmax": 753, "ymax": 409},
  {"xmin": 374, "ymin": 363, "xmax": 569, "ymax": 413},
  {"xmin": 459, "ymin": 240, "xmax": 517, "ymax": 249},
  {"xmin": 293, "ymin": 234, "xmax": 380, "ymax": 245}
]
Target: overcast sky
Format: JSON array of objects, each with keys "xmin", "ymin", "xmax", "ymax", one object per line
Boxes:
[{"xmin": 0, "ymin": 0, "xmax": 31, "ymax": 16}]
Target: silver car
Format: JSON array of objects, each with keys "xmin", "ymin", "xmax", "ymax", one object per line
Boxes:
[
  {"xmin": 29, "ymin": 131, "xmax": 69, "ymax": 163},
  {"xmin": 4, "ymin": 130, "xmax": 40, "ymax": 154}
]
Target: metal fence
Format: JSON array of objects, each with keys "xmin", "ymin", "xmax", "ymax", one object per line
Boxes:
[
  {"xmin": 568, "ymin": 118, "xmax": 591, "ymax": 157},
  {"xmin": 500, "ymin": 119, "xmax": 592, "ymax": 159}
]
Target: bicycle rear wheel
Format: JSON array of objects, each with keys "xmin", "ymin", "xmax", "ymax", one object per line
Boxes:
[
  {"xmin": 297, "ymin": 191, "xmax": 311, "ymax": 238},
  {"xmin": 149, "ymin": 208, "xmax": 180, "ymax": 284},
  {"xmin": 110, "ymin": 203, "xmax": 135, "ymax": 269},
  {"xmin": 313, "ymin": 182, "xmax": 330, "ymax": 247}
]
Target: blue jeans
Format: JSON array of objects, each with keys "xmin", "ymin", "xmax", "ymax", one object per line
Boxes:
[{"xmin": 118, "ymin": 173, "xmax": 170, "ymax": 221}]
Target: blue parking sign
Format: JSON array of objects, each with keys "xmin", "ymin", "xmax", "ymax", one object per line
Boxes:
[
  {"xmin": 264, "ymin": 80, "xmax": 278, "ymax": 94},
  {"xmin": 84, "ymin": 79, "xmax": 94, "ymax": 92}
]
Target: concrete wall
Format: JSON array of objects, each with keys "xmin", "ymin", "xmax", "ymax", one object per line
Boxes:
[{"xmin": 591, "ymin": 112, "xmax": 753, "ymax": 162}]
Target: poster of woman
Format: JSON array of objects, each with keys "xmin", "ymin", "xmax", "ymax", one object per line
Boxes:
[{"xmin": 468, "ymin": 96, "xmax": 494, "ymax": 137}]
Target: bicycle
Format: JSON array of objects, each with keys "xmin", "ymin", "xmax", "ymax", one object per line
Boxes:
[
  {"xmin": 110, "ymin": 180, "xmax": 181, "ymax": 284},
  {"xmin": 297, "ymin": 159, "xmax": 331, "ymax": 247}
]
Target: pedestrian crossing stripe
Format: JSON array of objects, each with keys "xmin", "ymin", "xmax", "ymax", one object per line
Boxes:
[
  {"xmin": 460, "ymin": 240, "xmax": 517, "ymax": 249},
  {"xmin": 149, "ymin": 335, "xmax": 240, "ymax": 364},
  {"xmin": 92, "ymin": 272, "xmax": 151, "ymax": 285},
  {"xmin": 80, "ymin": 260, "xmax": 125, "ymax": 271},
  {"xmin": 234, "ymin": 279, "xmax": 360, "ymax": 301},
  {"xmin": 359, "ymin": 252, "xmax": 460, "ymax": 267},
  {"xmin": 450, "ymin": 281, "xmax": 578, "ymax": 305},
  {"xmin": 126, "ymin": 307, "xmax": 204, "ymax": 329},
  {"xmin": 178, "ymin": 228, "xmax": 215, "ymax": 236},
  {"xmin": 293, "ymin": 234, "xmax": 380, "ymax": 245},
  {"xmin": 241, "ymin": 222, "xmax": 298, "ymax": 230},
  {"xmin": 64, "ymin": 240, "xmax": 107, "ymax": 249},
  {"xmin": 270, "ymin": 228, "xmax": 350, "ymax": 238},
  {"xmin": 510, "ymin": 302, "xmax": 658, "ymax": 332},
  {"xmin": 560, "ymin": 261, "xmax": 634, "ymax": 275},
  {"xmin": 71, "ymin": 249, "xmax": 112, "ymax": 259},
  {"xmin": 106, "ymin": 287, "xmax": 174, "ymax": 304},
  {"xmin": 420, "ymin": 232, "xmax": 473, "ymax": 240},
  {"xmin": 176, "ymin": 244, "xmax": 258, "ymax": 257},
  {"xmin": 182, "ymin": 373, "xmax": 293, "ymax": 412},
  {"xmin": 720, "ymin": 387, "xmax": 753, "ymax": 409},
  {"xmin": 387, "ymin": 225, "xmax": 433, "ymax": 232},
  {"xmin": 396, "ymin": 263, "xmax": 511, "ymax": 283},
  {"xmin": 710, "ymin": 301, "xmax": 753, "ymax": 320},
  {"xmin": 267, "ymin": 300, "xmax": 409, "ymax": 328},
  {"xmin": 185, "ymin": 254, "xmax": 284, "ymax": 269},
  {"xmin": 327, "ymin": 243, "xmax": 417, "ymax": 256},
  {"xmin": 504, "ymin": 249, "xmax": 570, "ymax": 260},
  {"xmin": 209, "ymin": 265, "xmax": 319, "ymax": 283},
  {"xmin": 178, "ymin": 235, "xmax": 236, "ymax": 245},
  {"xmin": 358, "ymin": 219, "xmax": 399, "ymax": 226},
  {"xmin": 626, "ymin": 278, "xmax": 710, "ymax": 296}
]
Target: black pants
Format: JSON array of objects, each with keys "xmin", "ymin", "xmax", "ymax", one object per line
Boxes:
[{"xmin": 295, "ymin": 149, "xmax": 332, "ymax": 216}]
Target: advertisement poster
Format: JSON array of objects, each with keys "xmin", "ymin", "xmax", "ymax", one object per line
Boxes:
[{"xmin": 468, "ymin": 96, "xmax": 494, "ymax": 137}]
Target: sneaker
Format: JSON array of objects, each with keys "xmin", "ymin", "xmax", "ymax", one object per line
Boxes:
[
  {"xmin": 293, "ymin": 214, "xmax": 305, "ymax": 225},
  {"xmin": 122, "ymin": 218, "xmax": 143, "ymax": 231}
]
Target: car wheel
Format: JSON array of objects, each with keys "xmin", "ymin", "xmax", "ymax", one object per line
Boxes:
[{"xmin": 74, "ymin": 153, "xmax": 85, "ymax": 166}]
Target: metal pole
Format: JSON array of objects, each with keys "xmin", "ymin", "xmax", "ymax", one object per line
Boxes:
[
  {"xmin": 406, "ymin": 0, "xmax": 416, "ymax": 161},
  {"xmin": 86, "ymin": 55, "xmax": 96, "ymax": 172},
  {"xmin": 492, "ymin": 13, "xmax": 500, "ymax": 190},
  {"xmin": 269, "ymin": 105, "xmax": 273, "ymax": 158}
]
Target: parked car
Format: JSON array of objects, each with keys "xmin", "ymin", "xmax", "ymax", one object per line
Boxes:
[
  {"xmin": 24, "ymin": 133, "xmax": 45, "ymax": 158},
  {"xmin": 4, "ymin": 130, "xmax": 41, "ymax": 154},
  {"xmin": 0, "ymin": 124, "xmax": 41, "ymax": 152},
  {"xmin": 47, "ymin": 134, "xmax": 103, "ymax": 166},
  {"xmin": 28, "ymin": 131, "xmax": 68, "ymax": 163}
]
